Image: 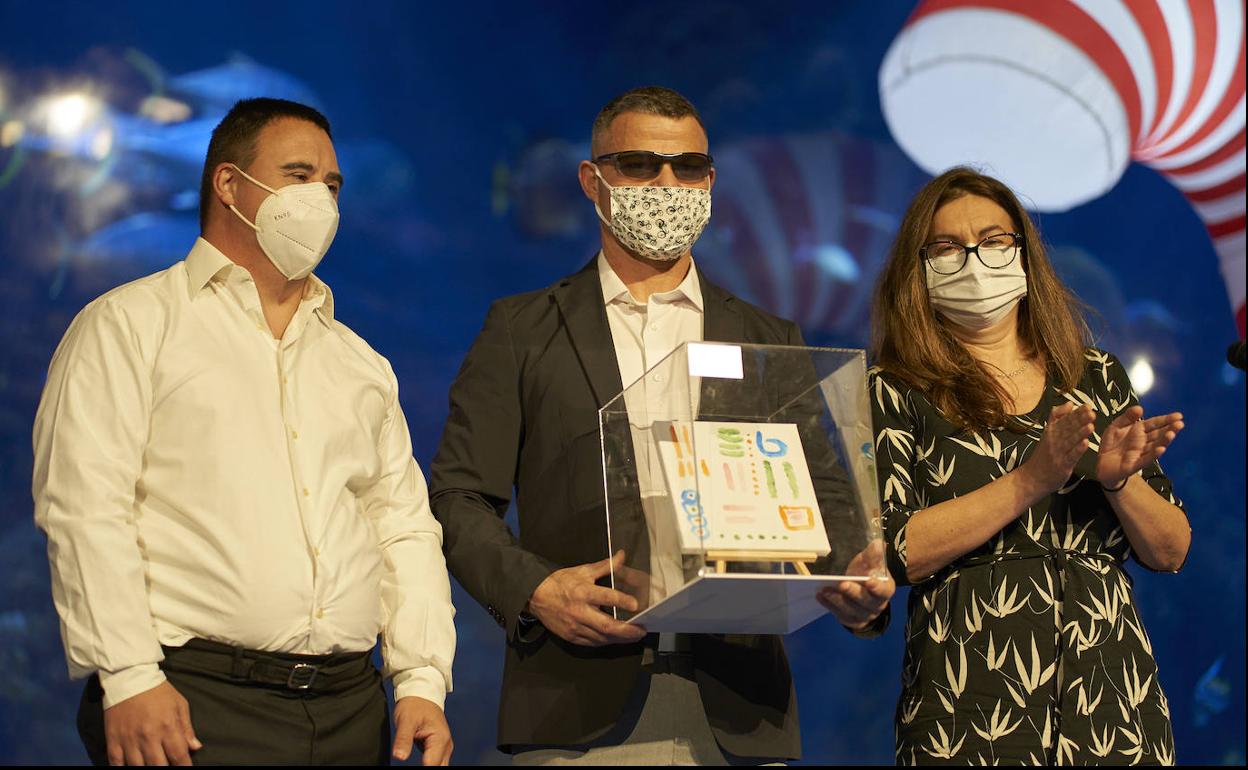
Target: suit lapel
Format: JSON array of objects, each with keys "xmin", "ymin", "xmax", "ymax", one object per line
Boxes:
[
  {"xmin": 551, "ymin": 261, "xmax": 745, "ymax": 407},
  {"xmin": 551, "ymin": 260, "xmax": 625, "ymax": 408},
  {"xmin": 700, "ymin": 268, "xmax": 747, "ymax": 343},
  {"xmin": 697, "ymin": 269, "xmax": 751, "ymax": 420}
]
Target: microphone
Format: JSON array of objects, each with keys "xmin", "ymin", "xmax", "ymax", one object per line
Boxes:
[{"xmin": 1229, "ymin": 340, "xmax": 1246, "ymax": 371}]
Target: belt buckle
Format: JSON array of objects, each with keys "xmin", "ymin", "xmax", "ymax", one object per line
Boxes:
[{"xmin": 286, "ymin": 663, "xmax": 318, "ymax": 690}]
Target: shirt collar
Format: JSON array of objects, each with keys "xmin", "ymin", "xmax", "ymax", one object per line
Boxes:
[
  {"xmin": 596, "ymin": 251, "xmax": 704, "ymax": 312},
  {"xmin": 304, "ymin": 273, "xmax": 336, "ymax": 324},
  {"xmin": 184, "ymin": 237, "xmax": 335, "ymax": 324},
  {"xmin": 185, "ymin": 237, "xmax": 234, "ymax": 292}
]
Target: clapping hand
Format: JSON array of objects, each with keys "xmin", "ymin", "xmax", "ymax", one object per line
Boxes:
[
  {"xmin": 1096, "ymin": 406, "xmax": 1183, "ymax": 488},
  {"xmin": 1019, "ymin": 403, "xmax": 1096, "ymax": 494}
]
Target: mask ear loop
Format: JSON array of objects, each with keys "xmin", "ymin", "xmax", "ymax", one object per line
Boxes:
[
  {"xmin": 225, "ymin": 164, "xmax": 275, "ymax": 233},
  {"xmin": 591, "ymin": 164, "xmax": 614, "ymax": 227},
  {"xmin": 228, "ymin": 204, "xmax": 261, "ymax": 233}
]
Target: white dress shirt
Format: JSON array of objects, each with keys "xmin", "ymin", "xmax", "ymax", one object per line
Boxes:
[
  {"xmin": 33, "ymin": 238, "xmax": 455, "ymax": 709},
  {"xmin": 598, "ymin": 253, "xmax": 704, "ymax": 611}
]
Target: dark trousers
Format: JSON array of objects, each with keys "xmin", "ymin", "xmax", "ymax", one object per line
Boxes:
[
  {"xmin": 511, "ymin": 649, "xmax": 785, "ymax": 765},
  {"xmin": 77, "ymin": 640, "xmax": 390, "ymax": 766}
]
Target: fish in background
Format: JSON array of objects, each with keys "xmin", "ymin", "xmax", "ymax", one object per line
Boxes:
[
  {"xmin": 1, "ymin": 52, "xmax": 424, "ymax": 281},
  {"xmin": 1192, "ymin": 656, "xmax": 1232, "ymax": 729},
  {"xmin": 495, "ymin": 136, "xmax": 593, "ymax": 241}
]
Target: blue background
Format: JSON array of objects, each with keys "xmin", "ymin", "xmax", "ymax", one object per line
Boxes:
[{"xmin": 0, "ymin": 1, "xmax": 1242, "ymax": 764}]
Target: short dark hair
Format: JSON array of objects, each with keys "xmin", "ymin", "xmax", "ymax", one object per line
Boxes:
[
  {"xmin": 199, "ymin": 98, "xmax": 333, "ymax": 227},
  {"xmin": 591, "ymin": 86, "xmax": 705, "ymax": 156}
]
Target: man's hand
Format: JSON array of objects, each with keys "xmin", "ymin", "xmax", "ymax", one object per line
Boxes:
[
  {"xmin": 816, "ymin": 540, "xmax": 895, "ymax": 630},
  {"xmin": 103, "ymin": 681, "xmax": 201, "ymax": 766},
  {"xmin": 527, "ymin": 551, "xmax": 649, "ymax": 646},
  {"xmin": 391, "ymin": 696, "xmax": 452, "ymax": 766},
  {"xmin": 610, "ymin": 559, "xmax": 652, "ymax": 613}
]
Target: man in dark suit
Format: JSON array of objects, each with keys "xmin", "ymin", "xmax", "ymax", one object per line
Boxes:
[{"xmin": 429, "ymin": 86, "xmax": 893, "ymax": 764}]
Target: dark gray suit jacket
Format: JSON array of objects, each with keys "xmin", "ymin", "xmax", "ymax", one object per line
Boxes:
[{"xmin": 429, "ymin": 259, "xmax": 812, "ymax": 757}]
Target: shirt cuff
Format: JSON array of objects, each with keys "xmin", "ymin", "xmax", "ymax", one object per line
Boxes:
[
  {"xmin": 392, "ymin": 666, "xmax": 447, "ymax": 709},
  {"xmin": 514, "ymin": 611, "xmax": 546, "ymax": 644},
  {"xmin": 844, "ymin": 604, "xmax": 891, "ymax": 639},
  {"xmin": 99, "ymin": 664, "xmax": 167, "ymax": 709}
]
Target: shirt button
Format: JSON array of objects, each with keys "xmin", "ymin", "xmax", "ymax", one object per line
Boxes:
[
  {"xmin": 316, "ymin": 608, "xmax": 325, "ymax": 619},
  {"xmin": 291, "ymin": 430, "xmax": 299, "ymax": 439},
  {"xmin": 313, "ymin": 547, "xmax": 321, "ymax": 557},
  {"xmin": 303, "ymin": 487, "xmax": 310, "ymax": 497},
  {"xmin": 653, "ymin": 374, "xmax": 664, "ymax": 383},
  {"xmin": 650, "ymin": 323, "xmax": 660, "ymax": 332}
]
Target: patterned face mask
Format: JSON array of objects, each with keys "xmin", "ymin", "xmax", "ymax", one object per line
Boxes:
[{"xmin": 592, "ymin": 165, "xmax": 711, "ymax": 261}]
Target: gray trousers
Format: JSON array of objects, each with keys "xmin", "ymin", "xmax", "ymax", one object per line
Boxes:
[{"xmin": 513, "ymin": 650, "xmax": 786, "ymax": 766}]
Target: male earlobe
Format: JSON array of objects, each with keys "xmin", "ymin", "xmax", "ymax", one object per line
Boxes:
[{"xmin": 216, "ymin": 166, "xmax": 236, "ymax": 207}]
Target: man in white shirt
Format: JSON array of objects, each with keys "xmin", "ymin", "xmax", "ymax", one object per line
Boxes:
[{"xmin": 32, "ymin": 98, "xmax": 455, "ymax": 766}]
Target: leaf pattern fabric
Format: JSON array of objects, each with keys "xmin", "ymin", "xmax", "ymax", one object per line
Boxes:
[{"xmin": 871, "ymin": 349, "xmax": 1183, "ymax": 766}]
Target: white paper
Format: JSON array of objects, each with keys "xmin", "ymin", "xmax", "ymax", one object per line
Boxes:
[{"xmin": 686, "ymin": 342, "xmax": 743, "ymax": 380}]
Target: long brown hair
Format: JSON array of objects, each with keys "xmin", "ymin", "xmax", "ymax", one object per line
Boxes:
[{"xmin": 870, "ymin": 167, "xmax": 1091, "ymax": 432}]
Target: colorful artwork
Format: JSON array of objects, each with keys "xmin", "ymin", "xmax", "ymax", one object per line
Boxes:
[
  {"xmin": 655, "ymin": 421, "xmax": 832, "ymax": 555},
  {"xmin": 679, "ymin": 489, "xmax": 709, "ymax": 542},
  {"xmin": 779, "ymin": 505, "xmax": 816, "ymax": 531}
]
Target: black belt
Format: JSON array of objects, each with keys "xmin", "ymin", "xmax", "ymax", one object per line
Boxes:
[
  {"xmin": 160, "ymin": 638, "xmax": 375, "ymax": 694},
  {"xmin": 959, "ymin": 548, "xmax": 1118, "ymax": 570}
]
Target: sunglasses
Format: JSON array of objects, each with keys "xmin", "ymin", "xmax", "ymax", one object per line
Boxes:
[{"xmin": 594, "ymin": 151, "xmax": 714, "ymax": 182}]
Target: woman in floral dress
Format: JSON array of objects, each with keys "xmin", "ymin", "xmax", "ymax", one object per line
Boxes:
[{"xmin": 869, "ymin": 168, "xmax": 1191, "ymax": 765}]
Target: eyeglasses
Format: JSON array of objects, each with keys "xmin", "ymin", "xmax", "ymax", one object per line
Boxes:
[
  {"xmin": 921, "ymin": 232, "xmax": 1024, "ymax": 275},
  {"xmin": 593, "ymin": 151, "xmax": 714, "ymax": 182}
]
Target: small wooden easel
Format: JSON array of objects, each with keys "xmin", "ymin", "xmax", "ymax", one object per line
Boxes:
[{"xmin": 705, "ymin": 550, "xmax": 819, "ymax": 576}]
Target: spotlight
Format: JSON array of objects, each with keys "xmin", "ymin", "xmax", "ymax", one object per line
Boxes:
[
  {"xmin": 1128, "ymin": 357, "xmax": 1155, "ymax": 396},
  {"xmin": 43, "ymin": 92, "xmax": 101, "ymax": 139}
]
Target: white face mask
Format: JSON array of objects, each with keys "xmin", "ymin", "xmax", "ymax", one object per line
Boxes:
[
  {"xmin": 592, "ymin": 165, "xmax": 711, "ymax": 262},
  {"xmin": 926, "ymin": 247, "xmax": 1028, "ymax": 330},
  {"xmin": 228, "ymin": 164, "xmax": 340, "ymax": 280}
]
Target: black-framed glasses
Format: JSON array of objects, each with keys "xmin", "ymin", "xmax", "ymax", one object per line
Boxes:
[
  {"xmin": 921, "ymin": 232, "xmax": 1024, "ymax": 275},
  {"xmin": 593, "ymin": 150, "xmax": 714, "ymax": 182}
]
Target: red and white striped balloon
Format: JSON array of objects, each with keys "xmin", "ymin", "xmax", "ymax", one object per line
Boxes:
[
  {"xmin": 699, "ymin": 132, "xmax": 928, "ymax": 338},
  {"xmin": 880, "ymin": 0, "xmax": 1246, "ymax": 336}
]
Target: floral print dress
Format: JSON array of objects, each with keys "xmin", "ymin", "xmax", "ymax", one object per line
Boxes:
[{"xmin": 871, "ymin": 349, "xmax": 1184, "ymax": 765}]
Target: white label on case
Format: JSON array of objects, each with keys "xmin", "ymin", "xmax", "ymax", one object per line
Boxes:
[{"xmin": 687, "ymin": 343, "xmax": 743, "ymax": 379}]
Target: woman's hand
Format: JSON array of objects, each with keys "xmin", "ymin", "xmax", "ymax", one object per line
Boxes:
[
  {"xmin": 1096, "ymin": 406, "xmax": 1183, "ymax": 488},
  {"xmin": 1018, "ymin": 403, "xmax": 1096, "ymax": 495},
  {"xmin": 899, "ymin": 403, "xmax": 1097, "ymax": 582}
]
